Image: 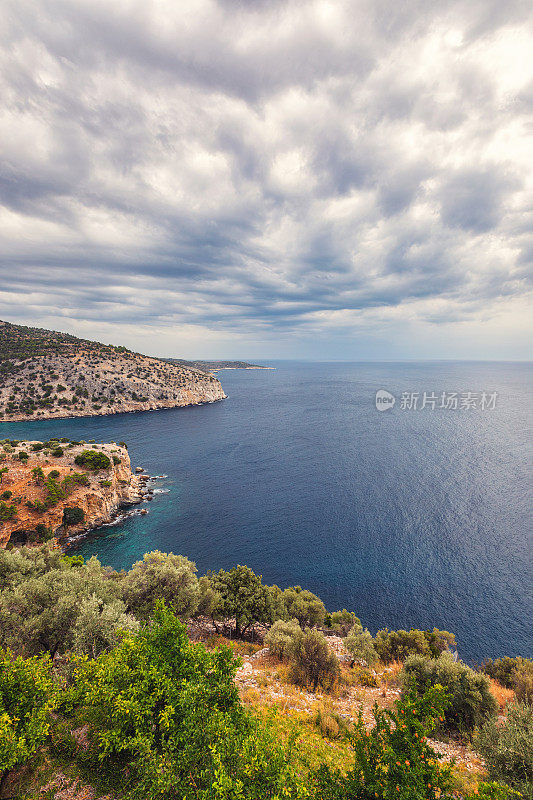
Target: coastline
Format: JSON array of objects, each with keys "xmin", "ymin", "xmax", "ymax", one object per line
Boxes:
[
  {"xmin": 0, "ymin": 440, "xmax": 144, "ymax": 548},
  {"xmin": 0, "ymin": 395, "xmax": 226, "ymax": 425}
]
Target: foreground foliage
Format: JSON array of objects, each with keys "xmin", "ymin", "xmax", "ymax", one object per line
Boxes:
[
  {"xmin": 475, "ymin": 700, "xmax": 533, "ymax": 800},
  {"xmin": 72, "ymin": 603, "xmax": 308, "ymax": 799},
  {"xmin": 402, "ymin": 652, "xmax": 497, "ymax": 736},
  {"xmin": 0, "ymin": 649, "xmax": 57, "ymax": 778}
]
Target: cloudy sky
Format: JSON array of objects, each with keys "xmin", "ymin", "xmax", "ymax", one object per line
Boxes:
[{"xmin": 1, "ymin": 0, "xmax": 532, "ymax": 359}]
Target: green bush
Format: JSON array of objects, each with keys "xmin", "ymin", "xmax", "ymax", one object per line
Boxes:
[
  {"xmin": 0, "ymin": 555, "xmax": 120, "ymax": 656},
  {"xmin": 482, "ymin": 656, "xmax": 533, "ymax": 701},
  {"xmin": 0, "ymin": 501, "xmax": 17, "ymax": 521},
  {"xmin": 475, "ymin": 700, "xmax": 533, "ymax": 799},
  {"xmin": 328, "ymin": 609, "xmax": 359, "ymax": 636},
  {"xmin": 32, "ymin": 466, "xmax": 45, "ymax": 483},
  {"xmin": 0, "ymin": 648, "xmax": 57, "ymax": 775},
  {"xmin": 374, "ymin": 627, "xmax": 455, "ymax": 663},
  {"xmin": 345, "ymin": 620, "xmax": 379, "ymax": 665},
  {"xmin": 73, "ymin": 603, "xmax": 307, "ymax": 799},
  {"xmin": 112, "ymin": 455, "xmax": 121, "ymax": 465},
  {"xmin": 265, "ymin": 619, "xmax": 301, "ymax": 659},
  {"xmin": 312, "ymin": 682, "xmax": 454, "ymax": 800},
  {"xmin": 514, "ymin": 660, "xmax": 533, "ymax": 704},
  {"xmin": 287, "ymin": 628, "xmax": 340, "ymax": 690},
  {"xmin": 72, "ymin": 594, "xmax": 139, "ymax": 658},
  {"xmin": 1, "ymin": 491, "xmax": 12, "ymax": 501},
  {"xmin": 121, "ymin": 551, "xmax": 200, "ymax": 620},
  {"xmin": 74, "ymin": 450, "xmax": 111, "ymax": 470},
  {"xmin": 402, "ymin": 652, "xmax": 497, "ymax": 736},
  {"xmin": 62, "ymin": 506, "xmax": 85, "ymax": 526},
  {"xmin": 51, "ymin": 446, "xmax": 64, "ymax": 457},
  {"xmin": 17, "ymin": 450, "xmax": 29, "ymax": 461},
  {"xmin": 34, "ymin": 523, "xmax": 54, "ymax": 542},
  {"xmin": 283, "ymin": 585, "xmax": 326, "ymax": 629}
]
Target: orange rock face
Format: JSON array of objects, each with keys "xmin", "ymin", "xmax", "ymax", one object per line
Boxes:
[{"xmin": 0, "ymin": 440, "xmax": 142, "ymax": 547}]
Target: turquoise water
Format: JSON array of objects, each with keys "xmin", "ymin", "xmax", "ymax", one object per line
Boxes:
[{"xmin": 2, "ymin": 361, "xmax": 531, "ymax": 661}]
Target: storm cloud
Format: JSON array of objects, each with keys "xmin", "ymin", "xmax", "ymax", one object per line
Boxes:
[{"xmin": 0, "ymin": 0, "xmax": 532, "ymax": 358}]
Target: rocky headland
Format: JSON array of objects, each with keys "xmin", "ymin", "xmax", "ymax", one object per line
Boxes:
[
  {"xmin": 0, "ymin": 438, "xmax": 144, "ymax": 547},
  {"xmin": 0, "ymin": 320, "xmax": 226, "ymax": 422}
]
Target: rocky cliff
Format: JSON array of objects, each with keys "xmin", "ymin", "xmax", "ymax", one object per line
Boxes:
[
  {"xmin": 0, "ymin": 320, "xmax": 226, "ymax": 421},
  {"xmin": 0, "ymin": 439, "xmax": 143, "ymax": 547}
]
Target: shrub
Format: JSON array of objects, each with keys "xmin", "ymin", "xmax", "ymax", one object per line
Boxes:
[
  {"xmin": 112, "ymin": 455, "xmax": 121, "ymax": 465},
  {"xmin": 32, "ymin": 466, "xmax": 45, "ymax": 483},
  {"xmin": 73, "ymin": 603, "xmax": 307, "ymax": 799},
  {"xmin": 0, "ymin": 555, "xmax": 120, "ymax": 656},
  {"xmin": 51, "ymin": 446, "xmax": 64, "ymax": 457},
  {"xmin": 283, "ymin": 585, "xmax": 326, "ymax": 629},
  {"xmin": 17, "ymin": 450, "xmax": 29, "ymax": 461},
  {"xmin": 312, "ymin": 682, "xmax": 454, "ymax": 800},
  {"xmin": 0, "ymin": 648, "xmax": 57, "ymax": 776},
  {"xmin": 63, "ymin": 506, "xmax": 85, "ymax": 526},
  {"xmin": 121, "ymin": 551, "xmax": 200, "ymax": 620},
  {"xmin": 329, "ymin": 609, "xmax": 359, "ymax": 636},
  {"xmin": 345, "ymin": 620, "xmax": 379, "ymax": 665},
  {"xmin": 482, "ymin": 656, "xmax": 533, "ymax": 701},
  {"xmin": 48, "ymin": 469, "xmax": 60, "ymax": 479},
  {"xmin": 265, "ymin": 619, "xmax": 301, "ymax": 659},
  {"xmin": 1, "ymin": 491, "xmax": 12, "ymax": 501},
  {"xmin": 475, "ymin": 700, "xmax": 533, "ymax": 799},
  {"xmin": 0, "ymin": 502, "xmax": 17, "ymax": 521},
  {"xmin": 72, "ymin": 594, "xmax": 139, "ymax": 658},
  {"xmin": 374, "ymin": 627, "xmax": 455, "ymax": 663},
  {"xmin": 74, "ymin": 450, "xmax": 111, "ymax": 470},
  {"xmin": 287, "ymin": 628, "xmax": 340, "ymax": 690},
  {"xmin": 44, "ymin": 476, "xmax": 66, "ymax": 506},
  {"xmin": 402, "ymin": 652, "xmax": 497, "ymax": 736},
  {"xmin": 482, "ymin": 657, "xmax": 523, "ymax": 688},
  {"xmin": 313, "ymin": 706, "xmax": 351, "ymax": 740},
  {"xmin": 34, "ymin": 523, "xmax": 54, "ymax": 542},
  {"xmin": 31, "ymin": 443, "xmax": 44, "ymax": 451},
  {"xmin": 514, "ymin": 659, "xmax": 533, "ymax": 704}
]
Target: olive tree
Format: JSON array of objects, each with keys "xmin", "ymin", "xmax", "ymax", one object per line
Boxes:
[
  {"xmin": 265, "ymin": 619, "xmax": 301, "ymax": 659},
  {"xmin": 209, "ymin": 565, "xmax": 275, "ymax": 638},
  {"xmin": 287, "ymin": 629, "xmax": 340, "ymax": 690},
  {"xmin": 282, "ymin": 586, "xmax": 326, "ymax": 629},
  {"xmin": 345, "ymin": 621, "xmax": 379, "ymax": 665},
  {"xmin": 121, "ymin": 551, "xmax": 200, "ymax": 620},
  {"xmin": 72, "ymin": 594, "xmax": 140, "ymax": 658},
  {"xmin": 0, "ymin": 556, "xmax": 120, "ymax": 656}
]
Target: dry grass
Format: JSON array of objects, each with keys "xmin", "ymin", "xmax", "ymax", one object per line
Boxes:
[{"xmin": 488, "ymin": 678, "xmax": 515, "ymax": 712}]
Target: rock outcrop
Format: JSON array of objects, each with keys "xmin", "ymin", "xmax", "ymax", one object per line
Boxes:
[
  {"xmin": 0, "ymin": 320, "xmax": 226, "ymax": 421},
  {"xmin": 0, "ymin": 440, "xmax": 143, "ymax": 547}
]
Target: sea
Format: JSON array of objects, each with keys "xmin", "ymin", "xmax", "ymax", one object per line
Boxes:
[{"xmin": 1, "ymin": 361, "xmax": 532, "ymax": 662}]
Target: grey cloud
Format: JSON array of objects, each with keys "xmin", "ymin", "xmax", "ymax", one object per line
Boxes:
[
  {"xmin": 438, "ymin": 168, "xmax": 520, "ymax": 233},
  {"xmin": 0, "ymin": 0, "xmax": 531, "ymax": 355}
]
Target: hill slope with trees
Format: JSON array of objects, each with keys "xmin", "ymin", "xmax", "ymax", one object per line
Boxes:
[{"xmin": 0, "ymin": 320, "xmax": 226, "ymax": 421}]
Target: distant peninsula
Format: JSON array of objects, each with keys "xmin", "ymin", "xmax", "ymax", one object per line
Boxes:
[
  {"xmin": 0, "ymin": 320, "xmax": 226, "ymax": 422},
  {"xmin": 163, "ymin": 359, "xmax": 273, "ymax": 372}
]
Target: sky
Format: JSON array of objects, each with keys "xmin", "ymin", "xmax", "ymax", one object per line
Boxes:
[{"xmin": 1, "ymin": 0, "xmax": 532, "ymax": 360}]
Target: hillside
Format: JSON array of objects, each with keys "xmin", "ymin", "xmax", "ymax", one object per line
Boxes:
[
  {"xmin": 0, "ymin": 438, "xmax": 143, "ymax": 547},
  {"xmin": 0, "ymin": 320, "xmax": 226, "ymax": 421},
  {"xmin": 1, "ymin": 548, "xmax": 528, "ymax": 800}
]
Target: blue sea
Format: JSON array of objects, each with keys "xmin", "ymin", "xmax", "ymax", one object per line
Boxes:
[{"xmin": 2, "ymin": 361, "xmax": 532, "ymax": 662}]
